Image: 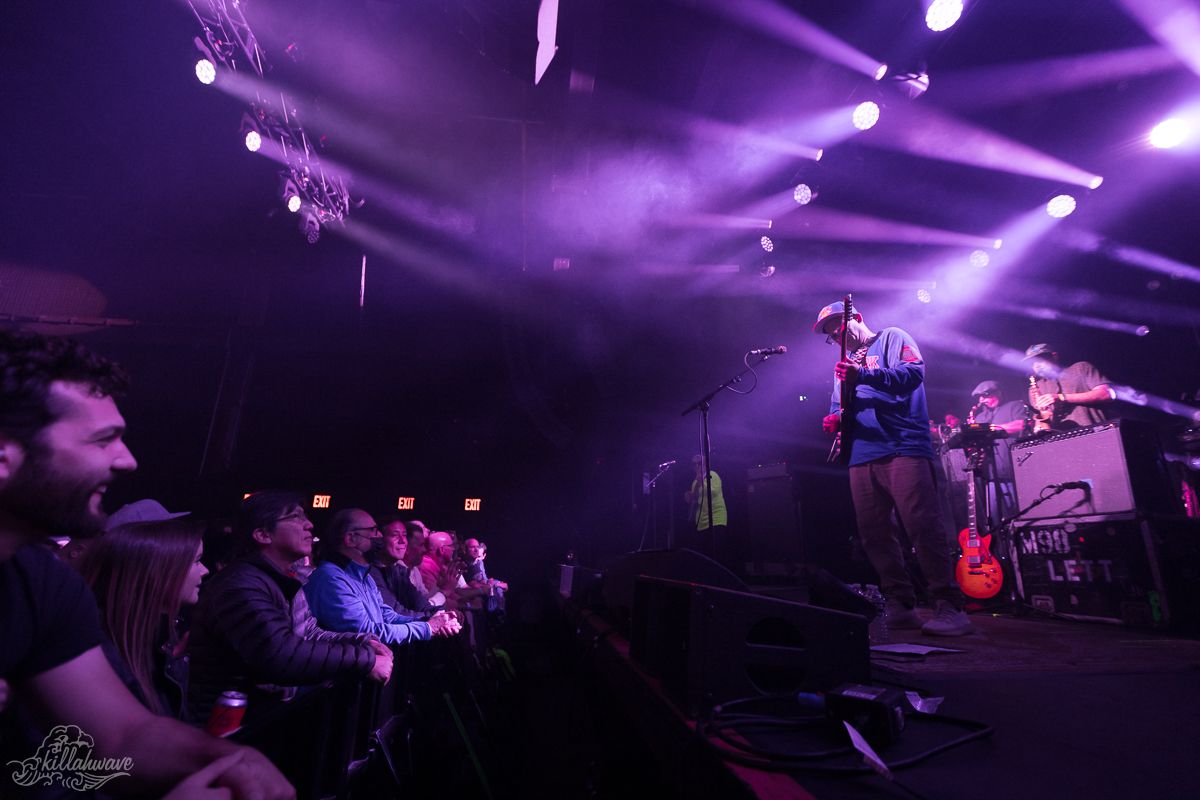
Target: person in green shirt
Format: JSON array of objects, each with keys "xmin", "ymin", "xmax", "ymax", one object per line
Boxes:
[{"xmin": 683, "ymin": 455, "xmax": 728, "ymax": 564}]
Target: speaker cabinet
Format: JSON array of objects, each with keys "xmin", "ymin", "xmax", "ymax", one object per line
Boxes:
[
  {"xmin": 1011, "ymin": 421, "xmax": 1177, "ymax": 523},
  {"xmin": 630, "ymin": 576, "xmax": 869, "ymax": 717},
  {"xmin": 746, "ymin": 469, "xmax": 801, "ymax": 562}
]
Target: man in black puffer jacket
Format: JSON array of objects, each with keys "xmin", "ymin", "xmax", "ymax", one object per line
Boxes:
[{"xmin": 187, "ymin": 491, "xmax": 392, "ymax": 724}]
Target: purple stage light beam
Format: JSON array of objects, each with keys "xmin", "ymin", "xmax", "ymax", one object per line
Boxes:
[
  {"xmin": 862, "ymin": 104, "xmax": 1103, "ymax": 188},
  {"xmin": 1116, "ymin": 0, "xmax": 1200, "ymax": 79},
  {"xmin": 933, "ymin": 46, "xmax": 1179, "ymax": 110},
  {"xmin": 770, "ymin": 205, "xmax": 1000, "ymax": 248},
  {"xmin": 691, "ymin": 0, "xmax": 886, "ymax": 80}
]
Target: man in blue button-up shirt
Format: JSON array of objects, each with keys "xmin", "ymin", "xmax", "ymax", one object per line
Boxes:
[{"xmin": 305, "ymin": 509, "xmax": 461, "ymax": 645}]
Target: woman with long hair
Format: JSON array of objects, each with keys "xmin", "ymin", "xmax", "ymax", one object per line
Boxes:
[{"xmin": 79, "ymin": 517, "xmax": 208, "ymax": 719}]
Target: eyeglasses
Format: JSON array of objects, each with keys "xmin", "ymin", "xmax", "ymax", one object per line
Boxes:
[
  {"xmin": 348, "ymin": 526, "xmax": 380, "ymax": 538},
  {"xmin": 274, "ymin": 510, "xmax": 310, "ymax": 525}
]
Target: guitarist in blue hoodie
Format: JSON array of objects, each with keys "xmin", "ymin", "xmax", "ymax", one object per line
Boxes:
[{"xmin": 814, "ymin": 299, "xmax": 973, "ymax": 637}]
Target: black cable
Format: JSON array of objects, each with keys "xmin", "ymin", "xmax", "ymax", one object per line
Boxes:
[{"xmin": 699, "ymin": 710, "xmax": 994, "ymax": 774}]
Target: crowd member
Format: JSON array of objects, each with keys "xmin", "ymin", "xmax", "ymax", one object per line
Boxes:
[
  {"xmin": 187, "ymin": 492, "xmax": 392, "ymax": 723},
  {"xmin": 78, "ymin": 518, "xmax": 207, "ymax": 720},
  {"xmin": 813, "ymin": 299, "xmax": 973, "ymax": 636},
  {"xmin": 306, "ymin": 509, "xmax": 461, "ymax": 645},
  {"xmin": 0, "ymin": 329, "xmax": 292, "ymax": 798},
  {"xmin": 369, "ymin": 516, "xmax": 431, "ymax": 617},
  {"xmin": 465, "ymin": 539, "xmax": 507, "ymax": 591},
  {"xmin": 419, "ymin": 531, "xmax": 490, "ymax": 609},
  {"xmin": 57, "ymin": 498, "xmax": 186, "ymax": 571},
  {"xmin": 403, "ymin": 519, "xmax": 445, "ymax": 607},
  {"xmin": 403, "ymin": 519, "xmax": 431, "ymax": 568},
  {"xmin": 1025, "ymin": 343, "xmax": 1114, "ymax": 431}
]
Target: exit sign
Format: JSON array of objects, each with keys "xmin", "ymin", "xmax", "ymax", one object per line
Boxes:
[
  {"xmin": 397, "ymin": 497, "xmax": 415, "ymax": 511},
  {"xmin": 464, "ymin": 498, "xmax": 482, "ymax": 511},
  {"xmin": 312, "ymin": 494, "xmax": 332, "ymax": 509}
]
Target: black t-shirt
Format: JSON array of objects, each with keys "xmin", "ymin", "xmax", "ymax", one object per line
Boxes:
[{"xmin": 0, "ymin": 544, "xmax": 106, "ymax": 682}]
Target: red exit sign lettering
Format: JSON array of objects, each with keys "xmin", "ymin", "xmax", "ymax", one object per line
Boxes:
[
  {"xmin": 312, "ymin": 494, "xmax": 332, "ymax": 509},
  {"xmin": 464, "ymin": 498, "xmax": 482, "ymax": 511},
  {"xmin": 397, "ymin": 497, "xmax": 415, "ymax": 511}
]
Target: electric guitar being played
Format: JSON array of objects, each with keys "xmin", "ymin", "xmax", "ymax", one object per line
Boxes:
[{"xmin": 827, "ymin": 293, "xmax": 854, "ymax": 465}]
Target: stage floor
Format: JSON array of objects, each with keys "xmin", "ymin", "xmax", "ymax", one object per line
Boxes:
[
  {"xmin": 870, "ymin": 606, "xmax": 1200, "ymax": 678},
  {"xmin": 822, "ymin": 610, "xmax": 1200, "ymax": 800}
]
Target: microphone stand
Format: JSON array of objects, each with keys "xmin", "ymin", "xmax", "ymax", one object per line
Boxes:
[
  {"xmin": 680, "ymin": 354, "xmax": 781, "ymax": 553},
  {"xmin": 996, "ymin": 484, "xmax": 1088, "ymax": 617},
  {"xmin": 638, "ymin": 462, "xmax": 675, "ymax": 551}
]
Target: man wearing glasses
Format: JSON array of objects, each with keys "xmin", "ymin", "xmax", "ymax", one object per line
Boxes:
[
  {"xmin": 813, "ymin": 299, "xmax": 973, "ymax": 637},
  {"xmin": 305, "ymin": 509, "xmax": 461, "ymax": 645},
  {"xmin": 188, "ymin": 491, "xmax": 393, "ymax": 724}
]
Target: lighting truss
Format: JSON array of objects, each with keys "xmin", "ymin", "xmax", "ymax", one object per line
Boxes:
[{"xmin": 187, "ymin": 0, "xmax": 352, "ymax": 239}]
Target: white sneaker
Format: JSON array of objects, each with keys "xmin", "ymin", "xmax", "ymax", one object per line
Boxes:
[{"xmin": 921, "ymin": 601, "xmax": 975, "ymax": 637}]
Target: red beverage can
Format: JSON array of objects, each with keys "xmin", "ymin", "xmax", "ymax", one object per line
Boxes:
[{"xmin": 205, "ymin": 691, "xmax": 248, "ymax": 737}]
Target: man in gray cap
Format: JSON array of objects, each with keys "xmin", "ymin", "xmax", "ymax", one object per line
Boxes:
[
  {"xmin": 965, "ymin": 380, "xmax": 1024, "ymax": 526},
  {"xmin": 967, "ymin": 381, "xmax": 1026, "ymax": 435},
  {"xmin": 1024, "ymin": 344, "xmax": 1113, "ymax": 431}
]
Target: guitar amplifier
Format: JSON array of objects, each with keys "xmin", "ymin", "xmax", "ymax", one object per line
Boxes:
[{"xmin": 1010, "ymin": 420, "xmax": 1176, "ymax": 524}]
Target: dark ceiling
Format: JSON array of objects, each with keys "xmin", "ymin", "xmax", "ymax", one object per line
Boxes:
[{"xmin": 3, "ymin": 0, "xmax": 1198, "ymax": 551}]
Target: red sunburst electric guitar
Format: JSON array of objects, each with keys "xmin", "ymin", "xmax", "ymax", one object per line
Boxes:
[{"xmin": 955, "ymin": 449, "xmax": 1003, "ymax": 599}]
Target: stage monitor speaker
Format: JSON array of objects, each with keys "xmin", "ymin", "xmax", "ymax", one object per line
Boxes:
[
  {"xmin": 601, "ymin": 548, "xmax": 745, "ymax": 634},
  {"xmin": 746, "ymin": 470, "xmax": 801, "ymax": 562},
  {"xmin": 630, "ymin": 576, "xmax": 869, "ymax": 718},
  {"xmin": 1011, "ymin": 420, "xmax": 1177, "ymax": 523}
]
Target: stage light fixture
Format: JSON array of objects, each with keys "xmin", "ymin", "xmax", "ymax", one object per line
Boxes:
[
  {"xmin": 1136, "ymin": 325, "xmax": 1150, "ymax": 337},
  {"xmin": 760, "ymin": 264, "xmax": 776, "ymax": 278},
  {"xmin": 300, "ymin": 209, "xmax": 320, "ymax": 244},
  {"xmin": 917, "ymin": 288, "xmax": 932, "ymax": 303},
  {"xmin": 894, "ymin": 71, "xmax": 931, "ymax": 100},
  {"xmin": 969, "ymin": 249, "xmax": 989, "ymax": 268},
  {"xmin": 993, "ymin": 239, "xmax": 1003, "ymax": 249},
  {"xmin": 287, "ymin": 195, "xmax": 302, "ymax": 213},
  {"xmin": 793, "ymin": 183, "xmax": 815, "ymax": 205},
  {"xmin": 195, "ymin": 59, "xmax": 216, "ymax": 85},
  {"xmin": 1088, "ymin": 176, "xmax": 1104, "ymax": 189},
  {"xmin": 1046, "ymin": 194, "xmax": 1077, "ymax": 218},
  {"xmin": 1149, "ymin": 117, "xmax": 1188, "ymax": 149},
  {"xmin": 760, "ymin": 235, "xmax": 775, "ymax": 253},
  {"xmin": 925, "ymin": 0, "xmax": 964, "ymax": 32},
  {"xmin": 244, "ymin": 130, "xmax": 262, "ymax": 152},
  {"xmin": 852, "ymin": 101, "xmax": 880, "ymax": 131},
  {"xmin": 875, "ymin": 63, "xmax": 889, "ymax": 81}
]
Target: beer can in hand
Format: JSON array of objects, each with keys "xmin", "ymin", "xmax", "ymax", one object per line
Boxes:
[{"xmin": 205, "ymin": 691, "xmax": 248, "ymax": 737}]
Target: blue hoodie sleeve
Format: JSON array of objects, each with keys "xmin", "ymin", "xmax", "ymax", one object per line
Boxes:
[{"xmin": 857, "ymin": 329, "xmax": 925, "ymax": 396}]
